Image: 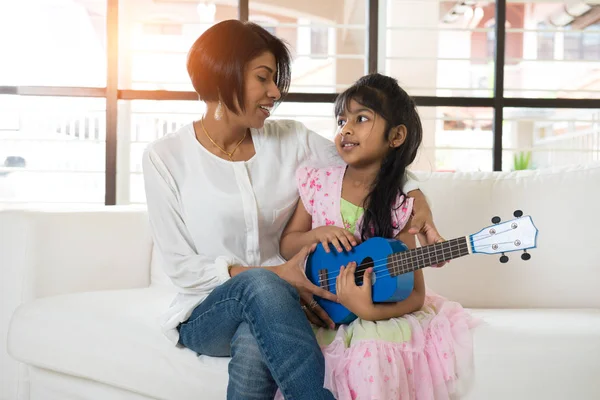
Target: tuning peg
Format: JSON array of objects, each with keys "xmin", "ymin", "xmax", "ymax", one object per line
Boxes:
[
  {"xmin": 513, "ymin": 210, "xmax": 523, "ymax": 218},
  {"xmin": 500, "ymin": 253, "xmax": 509, "ymax": 263},
  {"xmin": 492, "ymin": 216, "xmax": 501, "ymax": 224},
  {"xmin": 521, "ymin": 250, "xmax": 531, "ymax": 261}
]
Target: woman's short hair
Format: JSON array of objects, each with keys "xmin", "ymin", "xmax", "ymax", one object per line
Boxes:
[{"xmin": 187, "ymin": 20, "xmax": 291, "ymax": 113}]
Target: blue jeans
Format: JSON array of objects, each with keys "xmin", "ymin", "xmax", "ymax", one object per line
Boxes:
[{"xmin": 178, "ymin": 268, "xmax": 335, "ymax": 400}]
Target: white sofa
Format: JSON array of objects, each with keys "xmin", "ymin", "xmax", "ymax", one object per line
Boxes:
[{"xmin": 2, "ymin": 163, "xmax": 600, "ymax": 400}]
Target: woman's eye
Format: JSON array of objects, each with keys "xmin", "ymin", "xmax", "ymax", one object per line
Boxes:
[{"xmin": 257, "ymin": 76, "xmax": 267, "ymax": 82}]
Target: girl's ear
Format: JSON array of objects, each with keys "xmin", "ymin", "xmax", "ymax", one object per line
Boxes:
[{"xmin": 389, "ymin": 125, "xmax": 407, "ymax": 148}]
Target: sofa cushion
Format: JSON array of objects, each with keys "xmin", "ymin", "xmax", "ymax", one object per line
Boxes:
[
  {"xmin": 8, "ymin": 289, "xmax": 600, "ymax": 400},
  {"xmin": 8, "ymin": 288, "xmax": 229, "ymax": 400},
  {"xmin": 463, "ymin": 309, "xmax": 600, "ymax": 400}
]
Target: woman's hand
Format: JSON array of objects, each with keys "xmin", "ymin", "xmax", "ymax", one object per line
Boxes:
[
  {"xmin": 273, "ymin": 244, "xmax": 336, "ymax": 329},
  {"xmin": 336, "ymin": 262, "xmax": 375, "ymax": 320},
  {"xmin": 408, "ymin": 190, "xmax": 447, "ymax": 268},
  {"xmin": 311, "ymin": 226, "xmax": 360, "ymax": 253}
]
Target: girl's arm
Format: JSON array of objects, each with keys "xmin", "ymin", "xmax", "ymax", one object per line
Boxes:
[
  {"xmin": 280, "ymin": 200, "xmax": 317, "ymax": 260},
  {"xmin": 367, "ymin": 217, "xmax": 426, "ymax": 320},
  {"xmin": 339, "ymin": 216, "xmax": 425, "ymax": 321},
  {"xmin": 280, "ymin": 200, "xmax": 359, "ymax": 260}
]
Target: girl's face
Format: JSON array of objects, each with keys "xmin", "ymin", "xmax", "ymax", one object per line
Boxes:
[{"xmin": 335, "ymin": 99, "xmax": 395, "ymax": 168}]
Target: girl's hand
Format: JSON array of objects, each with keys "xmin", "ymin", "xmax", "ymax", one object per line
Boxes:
[
  {"xmin": 335, "ymin": 262, "xmax": 375, "ymax": 320},
  {"xmin": 311, "ymin": 226, "xmax": 360, "ymax": 253},
  {"xmin": 274, "ymin": 244, "xmax": 337, "ymax": 329}
]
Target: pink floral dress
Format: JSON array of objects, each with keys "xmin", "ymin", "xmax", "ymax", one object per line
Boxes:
[{"xmin": 296, "ymin": 165, "xmax": 478, "ymax": 400}]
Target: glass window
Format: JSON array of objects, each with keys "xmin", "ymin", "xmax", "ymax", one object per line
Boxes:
[
  {"xmin": 503, "ymin": 108, "xmax": 600, "ymax": 170},
  {"xmin": 311, "ymin": 26, "xmax": 329, "ymax": 56},
  {"xmin": 537, "ymin": 23, "xmax": 555, "ymax": 59},
  {"xmin": 0, "ymin": 96, "xmax": 106, "ymax": 204},
  {"xmin": 249, "ymin": 0, "xmax": 367, "ymax": 93},
  {"xmin": 118, "ymin": 0, "xmax": 238, "ymax": 91},
  {"xmin": 505, "ymin": 2, "xmax": 600, "ymax": 99},
  {"xmin": 412, "ymin": 107, "xmax": 494, "ymax": 172},
  {"xmin": 384, "ymin": 0, "xmax": 496, "ymax": 98},
  {"xmin": 0, "ymin": 0, "xmax": 107, "ymax": 87}
]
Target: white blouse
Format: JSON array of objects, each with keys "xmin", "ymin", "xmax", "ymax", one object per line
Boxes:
[{"xmin": 142, "ymin": 120, "xmax": 419, "ymax": 344}]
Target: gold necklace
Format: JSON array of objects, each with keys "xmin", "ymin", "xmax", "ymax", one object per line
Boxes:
[{"xmin": 200, "ymin": 118, "xmax": 247, "ymax": 161}]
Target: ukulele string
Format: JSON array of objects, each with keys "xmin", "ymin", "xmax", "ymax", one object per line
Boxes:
[{"xmin": 315, "ymin": 239, "xmax": 520, "ymax": 287}]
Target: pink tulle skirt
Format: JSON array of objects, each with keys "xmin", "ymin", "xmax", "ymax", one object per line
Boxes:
[{"xmin": 316, "ymin": 291, "xmax": 478, "ymax": 400}]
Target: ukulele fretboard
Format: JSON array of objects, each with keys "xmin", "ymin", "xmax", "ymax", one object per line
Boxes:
[{"xmin": 388, "ymin": 237, "xmax": 470, "ymax": 276}]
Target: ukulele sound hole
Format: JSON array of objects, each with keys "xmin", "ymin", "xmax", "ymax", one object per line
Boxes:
[{"xmin": 355, "ymin": 257, "xmax": 374, "ymax": 286}]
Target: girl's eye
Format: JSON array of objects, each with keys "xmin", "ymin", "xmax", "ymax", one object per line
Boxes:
[
  {"xmin": 358, "ymin": 115, "xmax": 368, "ymax": 123},
  {"xmin": 337, "ymin": 119, "xmax": 346, "ymax": 127}
]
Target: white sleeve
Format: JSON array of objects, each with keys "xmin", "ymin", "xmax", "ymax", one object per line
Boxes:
[
  {"xmin": 142, "ymin": 147, "xmax": 233, "ymax": 294},
  {"xmin": 404, "ymin": 170, "xmax": 420, "ymax": 193},
  {"xmin": 294, "ymin": 121, "xmax": 341, "ymax": 167}
]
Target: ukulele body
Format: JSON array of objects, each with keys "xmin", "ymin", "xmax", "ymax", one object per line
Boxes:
[{"xmin": 305, "ymin": 237, "xmax": 415, "ymax": 325}]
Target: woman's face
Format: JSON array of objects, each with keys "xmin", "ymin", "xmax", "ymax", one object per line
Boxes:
[{"xmin": 236, "ymin": 51, "xmax": 281, "ymax": 129}]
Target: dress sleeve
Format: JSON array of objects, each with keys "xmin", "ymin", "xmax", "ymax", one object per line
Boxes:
[
  {"xmin": 392, "ymin": 195, "xmax": 415, "ymax": 236},
  {"xmin": 295, "ymin": 166, "xmax": 322, "ymax": 216}
]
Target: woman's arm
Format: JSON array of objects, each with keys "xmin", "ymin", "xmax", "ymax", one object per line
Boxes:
[
  {"xmin": 143, "ymin": 147, "xmax": 236, "ymax": 293},
  {"xmin": 406, "ymin": 189, "xmax": 445, "ymax": 247}
]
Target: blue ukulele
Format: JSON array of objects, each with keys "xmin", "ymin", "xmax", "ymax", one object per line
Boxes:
[{"xmin": 306, "ymin": 211, "xmax": 538, "ymax": 324}]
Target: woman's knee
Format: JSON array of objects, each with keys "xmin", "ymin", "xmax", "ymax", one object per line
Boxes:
[{"xmin": 236, "ymin": 268, "xmax": 298, "ymax": 303}]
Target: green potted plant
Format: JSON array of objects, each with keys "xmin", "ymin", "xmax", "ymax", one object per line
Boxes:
[{"xmin": 513, "ymin": 151, "xmax": 532, "ymax": 171}]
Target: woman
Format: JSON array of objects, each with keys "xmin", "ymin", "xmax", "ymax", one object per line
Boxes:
[{"xmin": 142, "ymin": 20, "xmax": 444, "ymax": 400}]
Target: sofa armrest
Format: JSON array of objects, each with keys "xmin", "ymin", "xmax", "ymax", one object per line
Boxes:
[{"xmin": 0, "ymin": 206, "xmax": 152, "ymax": 301}]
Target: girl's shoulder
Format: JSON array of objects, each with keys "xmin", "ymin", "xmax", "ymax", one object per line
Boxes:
[{"xmin": 295, "ymin": 164, "xmax": 345, "ymax": 187}]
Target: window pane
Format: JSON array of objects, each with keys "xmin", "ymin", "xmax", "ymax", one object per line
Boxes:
[
  {"xmin": 504, "ymin": 2, "xmax": 600, "ymax": 99},
  {"xmin": 249, "ymin": 0, "xmax": 367, "ymax": 93},
  {"xmin": 117, "ymin": 100, "xmax": 204, "ymax": 204},
  {"xmin": 271, "ymin": 102, "xmax": 336, "ymax": 139},
  {"xmin": 411, "ymin": 106, "xmax": 494, "ymax": 172},
  {"xmin": 0, "ymin": 0, "xmax": 107, "ymax": 86},
  {"xmin": 384, "ymin": 0, "xmax": 496, "ymax": 98},
  {"xmin": 0, "ymin": 96, "xmax": 106, "ymax": 205},
  {"xmin": 118, "ymin": 1, "xmax": 238, "ymax": 90},
  {"xmin": 503, "ymin": 108, "xmax": 600, "ymax": 170}
]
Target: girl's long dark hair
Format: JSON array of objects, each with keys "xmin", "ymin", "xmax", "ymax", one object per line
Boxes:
[{"xmin": 334, "ymin": 73, "xmax": 423, "ymax": 241}]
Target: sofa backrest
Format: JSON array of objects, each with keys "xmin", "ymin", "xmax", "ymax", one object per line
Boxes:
[
  {"xmin": 414, "ymin": 163, "xmax": 600, "ymax": 308},
  {"xmin": 5, "ymin": 164, "xmax": 596, "ymax": 309},
  {"xmin": 0, "ymin": 206, "xmax": 153, "ymax": 300}
]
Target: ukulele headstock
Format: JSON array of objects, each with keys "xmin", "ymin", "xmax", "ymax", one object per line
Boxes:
[{"xmin": 469, "ymin": 210, "xmax": 538, "ymax": 263}]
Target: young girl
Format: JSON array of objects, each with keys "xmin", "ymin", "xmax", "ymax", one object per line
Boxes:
[{"xmin": 280, "ymin": 74, "xmax": 476, "ymax": 400}]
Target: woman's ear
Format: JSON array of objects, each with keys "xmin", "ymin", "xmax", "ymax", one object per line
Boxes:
[{"xmin": 390, "ymin": 125, "xmax": 407, "ymax": 148}]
